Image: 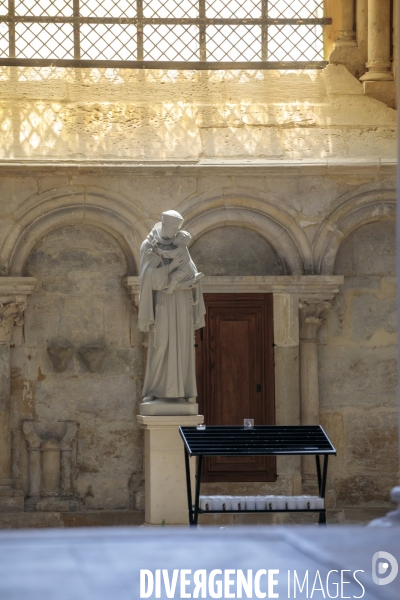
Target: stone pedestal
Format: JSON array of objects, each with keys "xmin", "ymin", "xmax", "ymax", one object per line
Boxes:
[
  {"xmin": 362, "ymin": 80, "xmax": 396, "ymax": 109},
  {"xmin": 139, "ymin": 400, "xmax": 199, "ymax": 416},
  {"xmin": 137, "ymin": 415, "xmax": 203, "ymax": 525}
]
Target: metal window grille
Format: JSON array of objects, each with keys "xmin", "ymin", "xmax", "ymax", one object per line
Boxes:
[{"xmin": 0, "ymin": 1, "xmax": 331, "ymax": 69}]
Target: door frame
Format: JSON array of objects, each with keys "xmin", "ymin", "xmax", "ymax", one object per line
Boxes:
[{"xmin": 196, "ymin": 293, "xmax": 276, "ymax": 482}]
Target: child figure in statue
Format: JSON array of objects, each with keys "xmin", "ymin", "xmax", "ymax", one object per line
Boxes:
[{"xmin": 150, "ymin": 229, "xmax": 203, "ymax": 294}]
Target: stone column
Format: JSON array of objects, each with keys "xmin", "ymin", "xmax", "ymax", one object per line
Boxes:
[
  {"xmin": 273, "ymin": 293, "xmax": 302, "ymax": 496},
  {"xmin": 60, "ymin": 448, "xmax": 73, "ymax": 496},
  {"xmin": 41, "ymin": 441, "xmax": 61, "ymax": 497},
  {"xmin": 0, "ymin": 298, "xmax": 26, "ymax": 510},
  {"xmin": 0, "ymin": 278, "xmax": 36, "ymax": 511},
  {"xmin": 60, "ymin": 422, "xmax": 78, "ymax": 497},
  {"xmin": 22, "ymin": 422, "xmax": 42, "ymax": 498},
  {"xmin": 335, "ymin": 0, "xmax": 357, "ymax": 48},
  {"xmin": 22, "ymin": 420, "xmax": 78, "ymax": 509},
  {"xmin": 0, "ymin": 343, "xmax": 12, "ymax": 490},
  {"xmin": 360, "ymin": 0, "xmax": 393, "ymax": 81},
  {"xmin": 299, "ymin": 301, "xmax": 330, "ymax": 490}
]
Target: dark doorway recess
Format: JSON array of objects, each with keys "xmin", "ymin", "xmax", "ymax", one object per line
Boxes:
[{"xmin": 195, "ymin": 293, "xmax": 276, "ymax": 483}]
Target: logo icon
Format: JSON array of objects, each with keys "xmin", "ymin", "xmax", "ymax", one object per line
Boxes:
[{"xmin": 372, "ymin": 551, "xmax": 398, "ymax": 586}]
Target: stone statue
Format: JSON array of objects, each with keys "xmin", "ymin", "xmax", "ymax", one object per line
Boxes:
[{"xmin": 138, "ymin": 210, "xmax": 205, "ymax": 415}]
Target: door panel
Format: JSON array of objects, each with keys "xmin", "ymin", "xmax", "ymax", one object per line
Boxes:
[{"xmin": 195, "ymin": 293, "xmax": 276, "ymax": 482}]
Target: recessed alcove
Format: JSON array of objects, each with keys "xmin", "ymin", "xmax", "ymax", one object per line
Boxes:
[
  {"xmin": 15, "ymin": 224, "xmax": 143, "ymax": 510},
  {"xmin": 190, "ymin": 226, "xmax": 284, "ymax": 276}
]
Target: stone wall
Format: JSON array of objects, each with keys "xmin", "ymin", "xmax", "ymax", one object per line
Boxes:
[
  {"xmin": 0, "ymin": 64, "xmax": 396, "ymax": 162},
  {"xmin": 320, "ymin": 221, "xmax": 398, "ymax": 516},
  {"xmin": 0, "ymin": 58, "xmax": 398, "ymax": 525},
  {"xmin": 0, "ymin": 166, "xmax": 394, "ymax": 523},
  {"xmin": 11, "ymin": 225, "xmax": 144, "ymax": 511}
]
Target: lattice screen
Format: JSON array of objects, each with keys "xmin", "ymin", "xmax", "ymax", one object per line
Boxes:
[{"xmin": 0, "ymin": 0, "xmax": 330, "ymax": 67}]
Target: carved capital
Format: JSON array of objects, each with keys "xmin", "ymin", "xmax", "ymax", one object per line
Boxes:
[
  {"xmin": 22, "ymin": 420, "xmax": 78, "ymax": 449},
  {"xmin": 0, "ymin": 278, "xmax": 36, "ymax": 345},
  {"xmin": 299, "ymin": 301, "xmax": 330, "ymax": 341},
  {"xmin": 0, "ymin": 297, "xmax": 26, "ymax": 345},
  {"xmin": 22, "ymin": 421, "xmax": 42, "ymax": 449},
  {"xmin": 60, "ymin": 422, "xmax": 78, "ymax": 451},
  {"xmin": 122, "ymin": 276, "xmax": 140, "ymax": 308}
]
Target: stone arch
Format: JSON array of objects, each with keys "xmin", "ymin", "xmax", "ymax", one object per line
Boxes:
[
  {"xmin": 313, "ymin": 189, "xmax": 396, "ymax": 275},
  {"xmin": 0, "ymin": 187, "xmax": 147, "ymax": 276},
  {"xmin": 178, "ymin": 190, "xmax": 310, "ymax": 274}
]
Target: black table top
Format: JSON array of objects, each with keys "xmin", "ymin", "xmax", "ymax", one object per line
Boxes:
[{"xmin": 179, "ymin": 425, "xmax": 336, "ymax": 456}]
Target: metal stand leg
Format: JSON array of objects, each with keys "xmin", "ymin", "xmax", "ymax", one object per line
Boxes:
[
  {"xmin": 317, "ymin": 455, "xmax": 329, "ymax": 526},
  {"xmin": 321, "ymin": 455, "xmax": 329, "ymax": 498},
  {"xmin": 193, "ymin": 455, "xmax": 203, "ymax": 526},
  {"xmin": 184, "ymin": 449, "xmax": 193, "ymax": 526},
  {"xmin": 316, "ymin": 455, "xmax": 322, "ymax": 494}
]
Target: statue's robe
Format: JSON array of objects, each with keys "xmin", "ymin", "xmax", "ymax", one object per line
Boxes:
[{"xmin": 138, "ymin": 223, "xmax": 205, "ymax": 399}]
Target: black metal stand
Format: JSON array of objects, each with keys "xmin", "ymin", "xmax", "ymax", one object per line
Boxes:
[{"xmin": 180, "ymin": 425, "xmax": 336, "ymax": 527}]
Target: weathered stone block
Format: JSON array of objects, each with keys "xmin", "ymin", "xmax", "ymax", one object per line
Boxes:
[
  {"xmin": 344, "ymin": 409, "xmax": 399, "ymax": 475},
  {"xmin": 202, "ymin": 126, "xmax": 283, "ymax": 159},
  {"xmin": 319, "ymin": 346, "xmax": 397, "ymax": 408},
  {"xmin": 35, "ymin": 375, "xmax": 137, "ymax": 422},
  {"xmin": 77, "ymin": 419, "xmax": 140, "ymax": 469},
  {"xmin": 335, "ymin": 474, "xmax": 398, "ymax": 506},
  {"xmin": 351, "ymin": 294, "xmax": 397, "ymax": 340}
]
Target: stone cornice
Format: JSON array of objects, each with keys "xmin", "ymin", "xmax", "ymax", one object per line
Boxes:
[
  {"xmin": 0, "ymin": 159, "xmax": 396, "ymax": 177},
  {"xmin": 123, "ymin": 275, "xmax": 344, "ymax": 307},
  {"xmin": 0, "ymin": 277, "xmax": 37, "ymax": 297}
]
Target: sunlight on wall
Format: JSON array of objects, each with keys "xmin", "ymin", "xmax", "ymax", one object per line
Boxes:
[{"xmin": 0, "ymin": 64, "xmax": 396, "ymax": 161}]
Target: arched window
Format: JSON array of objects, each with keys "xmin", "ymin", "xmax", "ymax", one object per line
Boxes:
[{"xmin": 0, "ymin": 1, "xmax": 331, "ymax": 68}]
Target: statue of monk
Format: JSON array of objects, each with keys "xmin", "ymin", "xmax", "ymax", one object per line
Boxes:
[{"xmin": 138, "ymin": 210, "xmax": 205, "ymax": 406}]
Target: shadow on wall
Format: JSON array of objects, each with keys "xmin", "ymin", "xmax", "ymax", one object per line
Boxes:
[
  {"xmin": 190, "ymin": 226, "xmax": 284, "ymax": 276},
  {"xmin": 0, "ymin": 66, "xmax": 362, "ymax": 160}
]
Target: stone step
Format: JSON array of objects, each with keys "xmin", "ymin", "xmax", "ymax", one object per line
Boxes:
[{"xmin": 0, "ymin": 510, "xmax": 145, "ymax": 530}]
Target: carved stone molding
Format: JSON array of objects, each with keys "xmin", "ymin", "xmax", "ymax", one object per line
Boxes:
[
  {"xmin": 79, "ymin": 346, "xmax": 107, "ymax": 373},
  {"xmin": 123, "ymin": 275, "xmax": 344, "ymax": 308},
  {"xmin": 0, "ymin": 278, "xmax": 37, "ymax": 345},
  {"xmin": 299, "ymin": 302, "xmax": 331, "ymax": 341},
  {"xmin": 122, "ymin": 277, "xmax": 140, "ymax": 308},
  {"xmin": 47, "ymin": 346, "xmax": 74, "ymax": 372},
  {"xmin": 0, "ymin": 300, "xmax": 26, "ymax": 344},
  {"xmin": 22, "ymin": 420, "xmax": 78, "ymax": 508}
]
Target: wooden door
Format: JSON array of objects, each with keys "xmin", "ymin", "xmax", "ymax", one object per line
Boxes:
[{"xmin": 195, "ymin": 293, "xmax": 276, "ymax": 482}]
